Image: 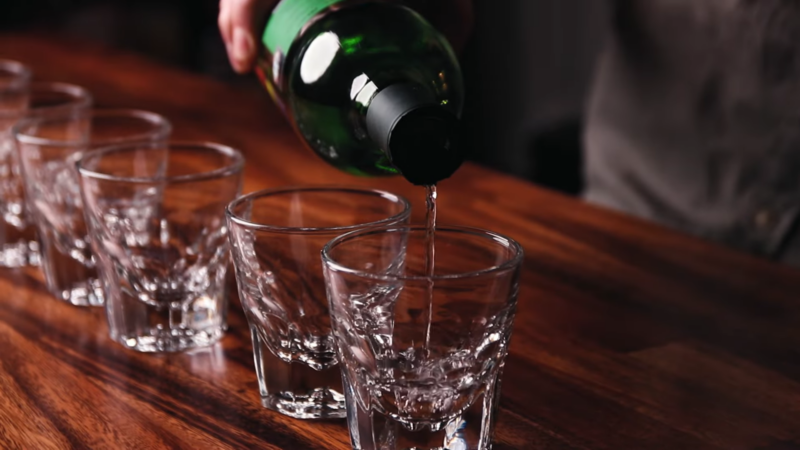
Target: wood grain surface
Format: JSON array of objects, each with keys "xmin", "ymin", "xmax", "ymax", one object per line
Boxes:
[{"xmin": 2, "ymin": 34, "xmax": 800, "ymax": 450}]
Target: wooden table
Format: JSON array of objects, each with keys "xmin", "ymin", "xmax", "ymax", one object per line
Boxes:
[{"xmin": 2, "ymin": 34, "xmax": 800, "ymax": 450}]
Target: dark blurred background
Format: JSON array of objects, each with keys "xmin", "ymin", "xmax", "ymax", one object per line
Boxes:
[{"xmin": 2, "ymin": 0, "xmax": 609, "ymax": 195}]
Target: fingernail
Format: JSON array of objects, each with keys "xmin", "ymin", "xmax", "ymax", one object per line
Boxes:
[{"xmin": 232, "ymin": 27, "xmax": 254, "ymax": 66}]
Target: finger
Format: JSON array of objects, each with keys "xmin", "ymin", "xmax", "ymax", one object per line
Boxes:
[
  {"xmin": 219, "ymin": 0, "xmax": 245, "ymax": 72},
  {"xmin": 225, "ymin": 0, "xmax": 275, "ymax": 73},
  {"xmin": 218, "ymin": 0, "xmax": 233, "ymax": 51}
]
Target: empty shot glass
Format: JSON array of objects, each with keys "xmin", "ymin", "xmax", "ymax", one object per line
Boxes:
[
  {"xmin": 0, "ymin": 60, "xmax": 32, "ymax": 267},
  {"xmin": 0, "ymin": 81, "xmax": 93, "ymax": 267},
  {"xmin": 226, "ymin": 186, "xmax": 412, "ymax": 419},
  {"xmin": 322, "ymin": 226, "xmax": 523, "ymax": 450},
  {"xmin": 77, "ymin": 142, "xmax": 244, "ymax": 352},
  {"xmin": 15, "ymin": 109, "xmax": 170, "ymax": 306}
]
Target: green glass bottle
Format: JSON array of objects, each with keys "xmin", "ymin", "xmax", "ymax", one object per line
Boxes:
[{"xmin": 255, "ymin": 0, "xmax": 465, "ymax": 185}]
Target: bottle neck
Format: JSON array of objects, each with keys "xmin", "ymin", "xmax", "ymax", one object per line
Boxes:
[{"xmin": 365, "ymin": 83, "xmax": 462, "ymax": 185}]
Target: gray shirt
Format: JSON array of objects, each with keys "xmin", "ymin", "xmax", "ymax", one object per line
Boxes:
[{"xmin": 584, "ymin": 0, "xmax": 800, "ymax": 265}]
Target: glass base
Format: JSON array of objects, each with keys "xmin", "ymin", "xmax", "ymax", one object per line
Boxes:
[
  {"xmin": 106, "ymin": 285, "xmax": 229, "ymax": 353},
  {"xmin": 113, "ymin": 326, "xmax": 225, "ymax": 353},
  {"xmin": 0, "ymin": 239, "xmax": 40, "ymax": 268},
  {"xmin": 343, "ymin": 368, "xmax": 503, "ymax": 450},
  {"xmin": 250, "ymin": 321, "xmax": 347, "ymax": 419},
  {"xmin": 52, "ymin": 278, "xmax": 104, "ymax": 307},
  {"xmin": 262, "ymin": 388, "xmax": 347, "ymax": 419},
  {"xmin": 39, "ymin": 232, "xmax": 103, "ymax": 306}
]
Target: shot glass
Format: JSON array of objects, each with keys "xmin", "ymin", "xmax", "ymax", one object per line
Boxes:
[
  {"xmin": 0, "ymin": 60, "xmax": 32, "ymax": 267},
  {"xmin": 77, "ymin": 142, "xmax": 244, "ymax": 352},
  {"xmin": 0, "ymin": 81, "xmax": 93, "ymax": 267},
  {"xmin": 322, "ymin": 226, "xmax": 523, "ymax": 450},
  {"xmin": 15, "ymin": 109, "xmax": 170, "ymax": 306},
  {"xmin": 226, "ymin": 187, "xmax": 411, "ymax": 419}
]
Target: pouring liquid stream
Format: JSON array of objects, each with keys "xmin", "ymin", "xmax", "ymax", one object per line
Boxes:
[{"xmin": 424, "ymin": 184, "xmax": 437, "ymax": 357}]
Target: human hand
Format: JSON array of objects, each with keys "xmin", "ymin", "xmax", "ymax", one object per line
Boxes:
[
  {"xmin": 218, "ymin": 0, "xmax": 473, "ymax": 74},
  {"xmin": 218, "ymin": 0, "xmax": 277, "ymax": 73}
]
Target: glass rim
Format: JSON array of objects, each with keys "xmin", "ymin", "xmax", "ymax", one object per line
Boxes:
[
  {"xmin": 33, "ymin": 81, "xmax": 92, "ymax": 111},
  {"xmin": 13, "ymin": 108, "xmax": 171, "ymax": 148},
  {"xmin": 226, "ymin": 185, "xmax": 412, "ymax": 234},
  {"xmin": 322, "ymin": 225, "xmax": 525, "ymax": 282},
  {"xmin": 0, "ymin": 59, "xmax": 32, "ymax": 83},
  {"xmin": 0, "ymin": 81, "xmax": 93, "ymax": 120},
  {"xmin": 76, "ymin": 140, "xmax": 245, "ymax": 185}
]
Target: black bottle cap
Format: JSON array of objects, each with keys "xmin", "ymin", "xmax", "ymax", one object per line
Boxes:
[{"xmin": 366, "ymin": 83, "xmax": 462, "ymax": 185}]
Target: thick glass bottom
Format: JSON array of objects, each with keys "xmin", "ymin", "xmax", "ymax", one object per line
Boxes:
[
  {"xmin": 39, "ymin": 230, "xmax": 103, "ymax": 307},
  {"xmin": 0, "ymin": 239, "xmax": 40, "ymax": 268},
  {"xmin": 52, "ymin": 278, "xmax": 104, "ymax": 307},
  {"xmin": 343, "ymin": 368, "xmax": 503, "ymax": 450},
  {"xmin": 262, "ymin": 388, "xmax": 347, "ymax": 420},
  {"xmin": 106, "ymin": 288, "xmax": 228, "ymax": 353},
  {"xmin": 113, "ymin": 326, "xmax": 225, "ymax": 353},
  {"xmin": 250, "ymin": 322, "xmax": 346, "ymax": 419}
]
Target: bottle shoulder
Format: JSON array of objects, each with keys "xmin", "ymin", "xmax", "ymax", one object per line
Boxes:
[{"xmin": 286, "ymin": 3, "xmax": 463, "ymax": 111}]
